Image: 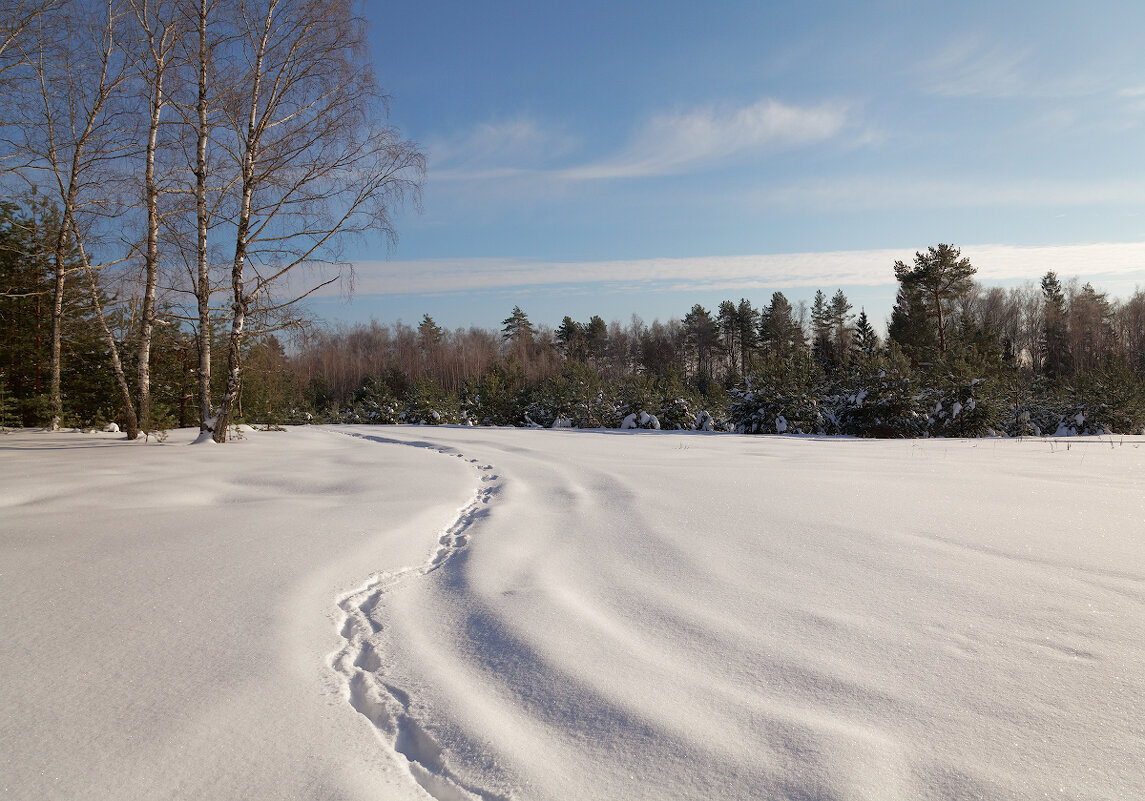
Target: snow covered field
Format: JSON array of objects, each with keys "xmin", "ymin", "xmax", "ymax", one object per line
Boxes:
[{"xmin": 2, "ymin": 426, "xmax": 1144, "ymax": 800}]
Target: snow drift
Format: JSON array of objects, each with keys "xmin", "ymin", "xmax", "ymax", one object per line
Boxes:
[{"xmin": 2, "ymin": 426, "xmax": 1143, "ymax": 800}]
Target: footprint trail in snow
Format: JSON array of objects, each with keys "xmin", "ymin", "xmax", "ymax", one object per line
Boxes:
[{"xmin": 328, "ymin": 432, "xmax": 505, "ymax": 801}]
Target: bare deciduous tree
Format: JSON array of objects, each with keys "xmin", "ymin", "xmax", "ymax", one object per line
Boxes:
[
  {"xmin": 208, "ymin": 0, "xmax": 423, "ymax": 441},
  {"xmin": 0, "ymin": 0, "xmax": 60, "ymax": 112},
  {"xmin": 16, "ymin": 0, "xmax": 140, "ymax": 434},
  {"xmin": 166, "ymin": 0, "xmax": 228, "ymax": 434},
  {"xmin": 126, "ymin": 0, "xmax": 180, "ymax": 432}
]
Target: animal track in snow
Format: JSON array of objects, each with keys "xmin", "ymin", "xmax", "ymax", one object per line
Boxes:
[{"xmin": 327, "ymin": 431, "xmax": 506, "ymax": 801}]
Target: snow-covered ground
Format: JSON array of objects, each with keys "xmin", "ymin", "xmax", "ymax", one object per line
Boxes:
[{"xmin": 2, "ymin": 426, "xmax": 1144, "ymax": 800}]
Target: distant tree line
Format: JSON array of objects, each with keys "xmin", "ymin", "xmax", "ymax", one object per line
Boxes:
[
  {"xmin": 277, "ymin": 247, "xmax": 1145, "ymax": 437},
  {"xmin": 21, "ymin": 238, "xmax": 1145, "ymax": 439}
]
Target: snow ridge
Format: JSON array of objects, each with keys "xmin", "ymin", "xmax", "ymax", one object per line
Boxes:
[{"xmin": 328, "ymin": 432, "xmax": 505, "ymax": 801}]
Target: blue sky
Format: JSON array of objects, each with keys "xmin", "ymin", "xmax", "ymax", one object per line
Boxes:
[{"xmin": 307, "ymin": 0, "xmax": 1145, "ymax": 332}]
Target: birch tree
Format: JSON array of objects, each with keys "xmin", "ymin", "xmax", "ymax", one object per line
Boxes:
[
  {"xmin": 16, "ymin": 0, "xmax": 141, "ymax": 434},
  {"xmin": 209, "ymin": 0, "xmax": 423, "ymax": 441},
  {"xmin": 1, "ymin": 1, "xmax": 60, "ymax": 117},
  {"xmin": 126, "ymin": 0, "xmax": 179, "ymax": 432},
  {"xmin": 166, "ymin": 0, "xmax": 228, "ymax": 433}
]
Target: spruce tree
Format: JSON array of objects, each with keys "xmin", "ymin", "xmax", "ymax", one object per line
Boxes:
[
  {"xmin": 1041, "ymin": 271, "xmax": 1070, "ymax": 378},
  {"xmin": 1068, "ymin": 283, "xmax": 1114, "ymax": 374},
  {"xmin": 829, "ymin": 289, "xmax": 854, "ymax": 365},
  {"xmin": 682, "ymin": 304, "xmax": 718, "ymax": 389},
  {"xmin": 888, "ymin": 283, "xmax": 938, "ymax": 363},
  {"xmin": 759, "ymin": 292, "xmax": 804, "ymax": 361},
  {"xmin": 585, "ymin": 315, "xmax": 608, "ymax": 361},
  {"xmin": 810, "ymin": 290, "xmax": 832, "ymax": 366},
  {"xmin": 555, "ymin": 316, "xmax": 585, "ymax": 360},
  {"xmin": 417, "ymin": 314, "xmax": 444, "ymax": 352},
  {"xmin": 0, "ymin": 199, "xmax": 115, "ymax": 426},
  {"xmin": 717, "ymin": 300, "xmax": 740, "ymax": 379},
  {"xmin": 736, "ymin": 298, "xmax": 758, "ymax": 374},
  {"xmin": 0, "ymin": 370, "xmax": 12, "ymax": 428},
  {"xmin": 853, "ymin": 309, "xmax": 879, "ymax": 356}
]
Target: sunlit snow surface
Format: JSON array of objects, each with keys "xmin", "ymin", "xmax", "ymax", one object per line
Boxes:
[{"xmin": 2, "ymin": 426, "xmax": 1144, "ymax": 801}]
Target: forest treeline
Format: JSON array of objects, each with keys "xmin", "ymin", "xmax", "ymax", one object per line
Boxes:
[
  {"xmin": 274, "ymin": 245, "xmax": 1145, "ymax": 437},
  {"xmin": 5, "ymin": 213, "xmax": 1145, "ymax": 437}
]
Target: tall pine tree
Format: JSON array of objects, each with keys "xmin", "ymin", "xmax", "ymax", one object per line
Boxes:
[{"xmin": 892, "ymin": 244, "xmax": 976, "ymax": 354}]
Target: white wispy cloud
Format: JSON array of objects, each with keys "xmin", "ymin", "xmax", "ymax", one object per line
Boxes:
[
  {"xmin": 922, "ymin": 35, "xmax": 1127, "ymax": 102},
  {"xmin": 741, "ymin": 175, "xmax": 1145, "ymax": 212},
  {"xmin": 559, "ymin": 98, "xmax": 848, "ymax": 180},
  {"xmin": 428, "ymin": 98, "xmax": 850, "ymax": 185},
  {"xmin": 428, "ymin": 117, "xmax": 579, "ymax": 181},
  {"xmin": 1117, "ymin": 85, "xmax": 1145, "ymax": 113},
  {"xmin": 307, "ymin": 242, "xmax": 1145, "ymax": 299},
  {"xmin": 924, "ymin": 37, "xmax": 1033, "ymax": 98}
]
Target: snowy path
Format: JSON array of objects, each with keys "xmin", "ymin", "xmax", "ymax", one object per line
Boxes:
[
  {"xmin": 326, "ymin": 432, "xmax": 506, "ymax": 800},
  {"xmin": 335, "ymin": 427, "xmax": 1145, "ymax": 801}
]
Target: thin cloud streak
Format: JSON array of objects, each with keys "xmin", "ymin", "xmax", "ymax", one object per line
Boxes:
[
  {"xmin": 428, "ymin": 117, "xmax": 579, "ymax": 181},
  {"xmin": 924, "ymin": 37, "xmax": 1033, "ymax": 98},
  {"xmin": 921, "ymin": 35, "xmax": 1131, "ymax": 102},
  {"xmin": 744, "ymin": 175, "xmax": 1145, "ymax": 211},
  {"xmin": 323, "ymin": 242, "xmax": 1145, "ymax": 298},
  {"xmin": 559, "ymin": 99, "xmax": 848, "ymax": 180},
  {"xmin": 429, "ymin": 98, "xmax": 849, "ymax": 184}
]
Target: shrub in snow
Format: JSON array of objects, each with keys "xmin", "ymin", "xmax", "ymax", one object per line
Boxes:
[
  {"xmin": 460, "ymin": 364, "xmax": 528, "ymax": 426},
  {"xmin": 525, "ymin": 363, "xmax": 617, "ymax": 428},
  {"xmin": 1046, "ymin": 405, "xmax": 1111, "ymax": 436},
  {"xmin": 654, "ymin": 396, "xmax": 698, "ymax": 430},
  {"xmin": 838, "ymin": 367, "xmax": 1010, "ymax": 439},
  {"xmin": 1063, "ymin": 364, "xmax": 1145, "ymax": 434},
  {"xmin": 614, "ymin": 375, "xmax": 710, "ymax": 430},
  {"xmin": 728, "ymin": 384, "xmax": 825, "ymax": 434},
  {"xmin": 829, "ymin": 369, "xmax": 927, "ymax": 438},
  {"xmin": 281, "ymin": 409, "xmax": 314, "ymax": 425},
  {"xmin": 1003, "ymin": 366, "xmax": 1145, "ymax": 436},
  {"xmin": 1000, "ymin": 381, "xmax": 1063, "ymax": 436},
  {"xmin": 695, "ymin": 410, "xmax": 716, "ymax": 431},
  {"xmin": 1003, "ymin": 407, "xmax": 1044, "ymax": 437},
  {"xmin": 729, "ymin": 356, "xmax": 827, "ymax": 435},
  {"xmin": 614, "ymin": 376, "xmax": 661, "ymax": 429},
  {"xmin": 346, "ymin": 377, "xmax": 401, "ymax": 424},
  {"xmin": 922, "ymin": 378, "xmax": 1005, "ymax": 438},
  {"xmin": 401, "ymin": 378, "xmax": 460, "ymax": 425},
  {"xmin": 620, "ymin": 411, "xmax": 661, "ymax": 430}
]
